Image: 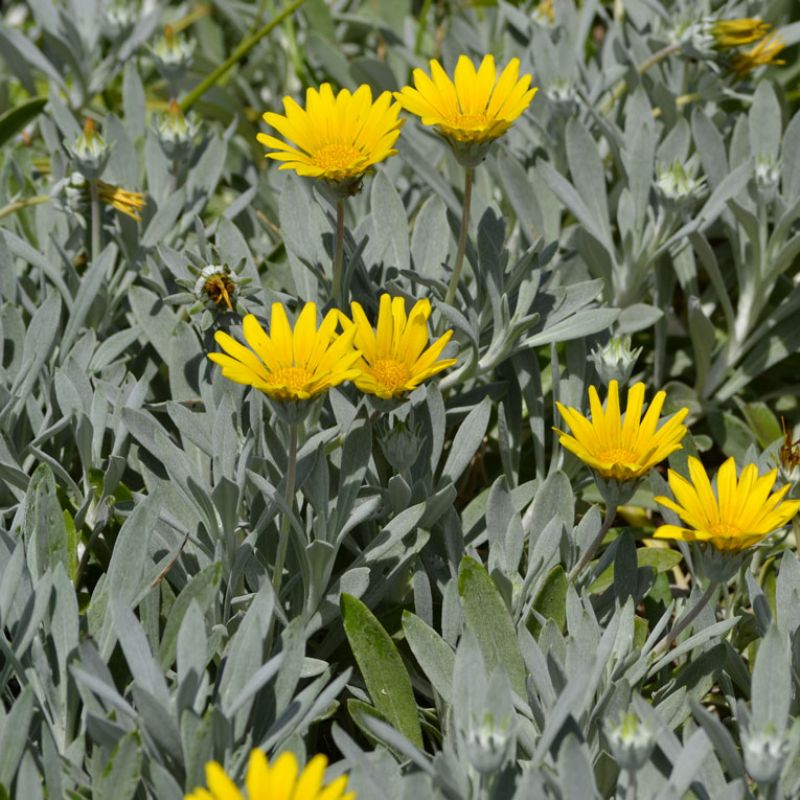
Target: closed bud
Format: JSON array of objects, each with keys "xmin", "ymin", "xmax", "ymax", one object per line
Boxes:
[
  {"xmin": 754, "ymin": 155, "xmax": 780, "ymax": 199},
  {"xmin": 655, "ymin": 160, "xmax": 706, "ymax": 208},
  {"xmin": 589, "ymin": 335, "xmax": 641, "ymax": 388},
  {"xmin": 465, "ymin": 714, "xmax": 512, "ymax": 774},
  {"xmin": 156, "ymin": 100, "xmax": 199, "ymax": 160},
  {"xmin": 743, "ymin": 727, "xmax": 790, "ymax": 785},
  {"xmin": 70, "ymin": 118, "xmax": 110, "ymax": 179},
  {"xmin": 607, "ymin": 712, "xmax": 655, "ymax": 773},
  {"xmin": 151, "ymin": 24, "xmax": 196, "ymax": 80},
  {"xmin": 379, "ymin": 417, "xmax": 421, "ymax": 472}
]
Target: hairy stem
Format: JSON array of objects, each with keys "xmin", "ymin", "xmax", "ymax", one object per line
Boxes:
[
  {"xmin": 332, "ymin": 198, "xmax": 346, "ymax": 307},
  {"xmin": 180, "ymin": 0, "xmax": 307, "ymax": 112},
  {"xmin": 444, "ymin": 166, "xmax": 474, "ymax": 307},
  {"xmin": 653, "ymin": 582, "xmax": 717, "ymax": 656},
  {"xmin": 569, "ymin": 503, "xmax": 617, "ymax": 582},
  {"xmin": 272, "ymin": 423, "xmax": 298, "ymax": 599},
  {"xmin": 89, "ymin": 179, "xmax": 102, "ymax": 262},
  {"xmin": 602, "ymin": 43, "xmax": 681, "ymax": 114}
]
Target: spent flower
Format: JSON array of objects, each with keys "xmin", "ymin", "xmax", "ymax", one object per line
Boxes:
[
  {"xmin": 654, "ymin": 456, "xmax": 800, "ymax": 551},
  {"xmin": 709, "ymin": 18, "xmax": 771, "ymax": 49},
  {"xmin": 209, "ymin": 302, "xmax": 360, "ymax": 403},
  {"xmin": 394, "ymin": 55, "xmax": 537, "ymax": 166},
  {"xmin": 258, "ymin": 84, "xmax": 403, "ymax": 195},
  {"xmin": 731, "ymin": 33, "xmax": 785, "ymax": 77},
  {"xmin": 339, "ymin": 295, "xmax": 457, "ymax": 400},
  {"xmin": 185, "ymin": 749, "xmax": 355, "ymax": 800}
]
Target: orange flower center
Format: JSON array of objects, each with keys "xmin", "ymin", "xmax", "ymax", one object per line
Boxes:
[
  {"xmin": 269, "ymin": 366, "xmax": 313, "ymax": 392},
  {"xmin": 598, "ymin": 447, "xmax": 638, "ymax": 464},
  {"xmin": 370, "ymin": 359, "xmax": 410, "ymax": 393},
  {"xmin": 708, "ymin": 522, "xmax": 741, "ymax": 537},
  {"xmin": 313, "ymin": 143, "xmax": 363, "ymax": 172}
]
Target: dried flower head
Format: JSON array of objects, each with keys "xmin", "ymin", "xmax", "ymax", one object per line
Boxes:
[
  {"xmin": 710, "ymin": 18, "xmax": 771, "ymax": 49},
  {"xmin": 194, "ymin": 266, "xmax": 237, "ymax": 311},
  {"xmin": 731, "ymin": 33, "xmax": 786, "ymax": 77}
]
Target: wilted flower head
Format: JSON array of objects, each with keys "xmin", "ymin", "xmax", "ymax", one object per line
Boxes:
[
  {"xmin": 555, "ymin": 380, "xmax": 689, "ymax": 482},
  {"xmin": 185, "ymin": 749, "xmax": 355, "ymax": 800},
  {"xmin": 258, "ymin": 84, "xmax": 403, "ymax": 195},
  {"xmin": 589, "ymin": 335, "xmax": 642, "ymax": 387},
  {"xmin": 709, "ymin": 18, "xmax": 771, "ymax": 49},
  {"xmin": 654, "ymin": 456, "xmax": 800, "ymax": 552},
  {"xmin": 69, "ymin": 118, "xmax": 110, "ymax": 179},
  {"xmin": 58, "ymin": 172, "xmax": 145, "ymax": 221},
  {"xmin": 731, "ymin": 33, "xmax": 785, "ymax": 77},
  {"xmin": 394, "ymin": 55, "xmax": 537, "ymax": 166},
  {"xmin": 209, "ymin": 302, "xmax": 361, "ymax": 403},
  {"xmin": 194, "ymin": 265, "xmax": 238, "ymax": 312},
  {"xmin": 151, "ymin": 24, "xmax": 195, "ymax": 78},
  {"xmin": 339, "ymin": 295, "xmax": 457, "ymax": 400}
]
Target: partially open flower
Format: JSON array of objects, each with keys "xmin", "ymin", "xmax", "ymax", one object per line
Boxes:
[
  {"xmin": 185, "ymin": 749, "xmax": 355, "ymax": 800},
  {"xmin": 209, "ymin": 302, "xmax": 360, "ymax": 403},
  {"xmin": 555, "ymin": 380, "xmax": 689, "ymax": 482},
  {"xmin": 654, "ymin": 457, "xmax": 800, "ymax": 551},
  {"xmin": 730, "ymin": 33, "xmax": 785, "ymax": 77},
  {"xmin": 339, "ymin": 294, "xmax": 457, "ymax": 400},
  {"xmin": 194, "ymin": 265, "xmax": 237, "ymax": 312},
  {"xmin": 258, "ymin": 84, "xmax": 403, "ymax": 195},
  {"xmin": 394, "ymin": 55, "xmax": 537, "ymax": 166}
]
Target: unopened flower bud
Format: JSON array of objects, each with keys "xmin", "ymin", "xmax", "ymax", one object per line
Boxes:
[
  {"xmin": 532, "ymin": 0, "xmax": 555, "ymax": 27},
  {"xmin": 589, "ymin": 335, "xmax": 641, "ymax": 388},
  {"xmin": 743, "ymin": 727, "xmax": 790, "ymax": 785},
  {"xmin": 70, "ymin": 118, "xmax": 110, "ymax": 179},
  {"xmin": 156, "ymin": 100, "xmax": 198, "ymax": 159},
  {"xmin": 151, "ymin": 24, "xmax": 195, "ymax": 80},
  {"xmin": 465, "ymin": 714, "xmax": 512, "ymax": 774},
  {"xmin": 102, "ymin": 0, "xmax": 135, "ymax": 39},
  {"xmin": 607, "ymin": 712, "xmax": 655, "ymax": 773},
  {"xmin": 754, "ymin": 155, "xmax": 780, "ymax": 199},
  {"xmin": 655, "ymin": 161, "xmax": 706, "ymax": 208},
  {"xmin": 379, "ymin": 417, "xmax": 420, "ymax": 472}
]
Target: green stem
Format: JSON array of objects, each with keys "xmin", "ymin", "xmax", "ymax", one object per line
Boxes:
[
  {"xmin": 272, "ymin": 423, "xmax": 298, "ymax": 599},
  {"xmin": 652, "ymin": 582, "xmax": 717, "ymax": 656},
  {"xmin": 179, "ymin": 0, "xmax": 307, "ymax": 112},
  {"xmin": 89, "ymin": 179, "xmax": 101, "ymax": 262},
  {"xmin": 601, "ymin": 43, "xmax": 681, "ymax": 115},
  {"xmin": 568, "ymin": 503, "xmax": 617, "ymax": 582},
  {"xmin": 332, "ymin": 197, "xmax": 346, "ymax": 307},
  {"xmin": 0, "ymin": 194, "xmax": 50, "ymax": 222},
  {"xmin": 444, "ymin": 166, "xmax": 473, "ymax": 307},
  {"xmin": 625, "ymin": 770, "xmax": 637, "ymax": 800}
]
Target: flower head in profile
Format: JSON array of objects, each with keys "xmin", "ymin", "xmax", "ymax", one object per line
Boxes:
[
  {"xmin": 209, "ymin": 302, "xmax": 360, "ymax": 402},
  {"xmin": 654, "ymin": 456, "xmax": 800, "ymax": 551},
  {"xmin": 710, "ymin": 18, "xmax": 771, "ymax": 49},
  {"xmin": 257, "ymin": 84, "xmax": 403, "ymax": 193},
  {"xmin": 731, "ymin": 33, "xmax": 785, "ymax": 77},
  {"xmin": 555, "ymin": 380, "xmax": 689, "ymax": 482},
  {"xmin": 97, "ymin": 180, "xmax": 146, "ymax": 221},
  {"xmin": 185, "ymin": 749, "xmax": 355, "ymax": 800},
  {"xmin": 339, "ymin": 295, "xmax": 457, "ymax": 399},
  {"xmin": 394, "ymin": 55, "xmax": 537, "ymax": 165}
]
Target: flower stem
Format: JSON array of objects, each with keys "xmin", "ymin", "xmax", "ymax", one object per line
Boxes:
[
  {"xmin": 569, "ymin": 503, "xmax": 617, "ymax": 582},
  {"xmin": 652, "ymin": 582, "xmax": 717, "ymax": 656},
  {"xmin": 444, "ymin": 166, "xmax": 474, "ymax": 307},
  {"xmin": 0, "ymin": 194, "xmax": 50, "ymax": 222},
  {"xmin": 625, "ymin": 770, "xmax": 637, "ymax": 800},
  {"xmin": 179, "ymin": 0, "xmax": 307, "ymax": 112},
  {"xmin": 332, "ymin": 197, "xmax": 346, "ymax": 307},
  {"xmin": 601, "ymin": 43, "xmax": 681, "ymax": 114},
  {"xmin": 272, "ymin": 423, "xmax": 298, "ymax": 599},
  {"xmin": 89, "ymin": 179, "xmax": 102, "ymax": 262}
]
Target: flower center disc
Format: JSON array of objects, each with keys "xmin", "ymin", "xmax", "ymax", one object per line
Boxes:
[
  {"xmin": 269, "ymin": 366, "xmax": 313, "ymax": 392},
  {"xmin": 370, "ymin": 359, "xmax": 410, "ymax": 393},
  {"xmin": 708, "ymin": 522, "xmax": 741, "ymax": 537},
  {"xmin": 451, "ymin": 112, "xmax": 489, "ymax": 130},
  {"xmin": 314, "ymin": 143, "xmax": 363, "ymax": 171},
  {"xmin": 598, "ymin": 447, "xmax": 638, "ymax": 464}
]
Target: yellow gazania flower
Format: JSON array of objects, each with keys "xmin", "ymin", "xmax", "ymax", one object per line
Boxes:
[
  {"xmin": 185, "ymin": 750, "xmax": 355, "ymax": 800},
  {"xmin": 209, "ymin": 302, "xmax": 361, "ymax": 402},
  {"xmin": 654, "ymin": 457, "xmax": 800, "ymax": 552},
  {"xmin": 555, "ymin": 380, "xmax": 689, "ymax": 481},
  {"xmin": 731, "ymin": 33, "xmax": 786, "ymax": 77},
  {"xmin": 97, "ymin": 180, "xmax": 146, "ymax": 221},
  {"xmin": 339, "ymin": 294, "xmax": 457, "ymax": 399},
  {"xmin": 257, "ymin": 84, "xmax": 404, "ymax": 186},
  {"xmin": 394, "ymin": 54, "xmax": 537, "ymax": 146},
  {"xmin": 710, "ymin": 18, "xmax": 771, "ymax": 49}
]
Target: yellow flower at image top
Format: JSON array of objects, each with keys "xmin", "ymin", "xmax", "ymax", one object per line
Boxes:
[
  {"xmin": 395, "ymin": 55, "xmax": 536, "ymax": 148},
  {"xmin": 654, "ymin": 457, "xmax": 800, "ymax": 552},
  {"xmin": 339, "ymin": 294, "xmax": 457, "ymax": 399},
  {"xmin": 257, "ymin": 84, "xmax": 403, "ymax": 188},
  {"xmin": 731, "ymin": 33, "xmax": 785, "ymax": 77},
  {"xmin": 710, "ymin": 18, "xmax": 771, "ymax": 49},
  {"xmin": 555, "ymin": 380, "xmax": 689, "ymax": 481},
  {"xmin": 185, "ymin": 750, "xmax": 355, "ymax": 800},
  {"xmin": 209, "ymin": 302, "xmax": 360, "ymax": 402}
]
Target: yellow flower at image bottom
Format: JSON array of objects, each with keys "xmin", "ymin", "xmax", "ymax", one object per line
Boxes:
[
  {"xmin": 340, "ymin": 294, "xmax": 457, "ymax": 399},
  {"xmin": 654, "ymin": 456, "xmax": 800, "ymax": 552},
  {"xmin": 185, "ymin": 750, "xmax": 355, "ymax": 800},
  {"xmin": 209, "ymin": 302, "xmax": 360, "ymax": 402},
  {"xmin": 257, "ymin": 84, "xmax": 403, "ymax": 184},
  {"xmin": 555, "ymin": 380, "xmax": 689, "ymax": 481},
  {"xmin": 394, "ymin": 54, "xmax": 537, "ymax": 145}
]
